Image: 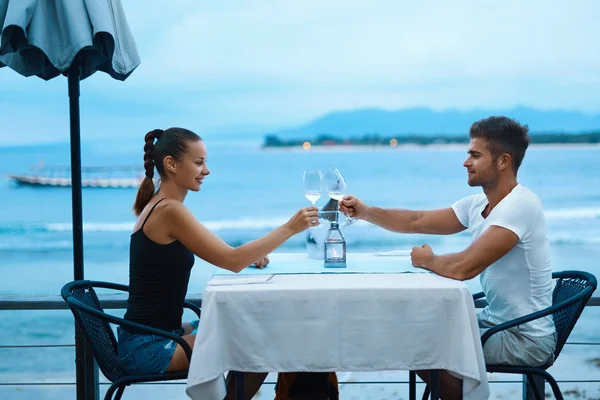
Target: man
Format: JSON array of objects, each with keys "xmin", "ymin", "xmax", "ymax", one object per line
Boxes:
[{"xmin": 339, "ymin": 116, "xmax": 557, "ymax": 399}]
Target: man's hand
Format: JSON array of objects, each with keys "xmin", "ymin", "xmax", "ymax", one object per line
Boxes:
[
  {"xmin": 251, "ymin": 256, "xmax": 270, "ymax": 269},
  {"xmin": 339, "ymin": 195, "xmax": 370, "ymax": 219},
  {"xmin": 411, "ymin": 244, "xmax": 434, "ymax": 269}
]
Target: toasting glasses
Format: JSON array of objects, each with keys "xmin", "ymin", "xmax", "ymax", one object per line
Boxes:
[
  {"xmin": 302, "ymin": 170, "xmax": 322, "ymax": 205},
  {"xmin": 322, "ymin": 168, "xmax": 357, "ymax": 226}
]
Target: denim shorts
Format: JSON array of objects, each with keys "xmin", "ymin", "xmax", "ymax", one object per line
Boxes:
[{"xmin": 117, "ymin": 320, "xmax": 199, "ymax": 375}]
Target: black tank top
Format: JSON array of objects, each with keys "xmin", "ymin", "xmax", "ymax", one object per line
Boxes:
[{"xmin": 123, "ymin": 198, "xmax": 195, "ymax": 333}]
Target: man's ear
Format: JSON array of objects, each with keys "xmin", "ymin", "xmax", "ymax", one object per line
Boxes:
[{"xmin": 498, "ymin": 153, "xmax": 512, "ymax": 171}]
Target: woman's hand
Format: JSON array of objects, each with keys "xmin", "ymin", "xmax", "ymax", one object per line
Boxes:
[{"xmin": 285, "ymin": 206, "xmax": 319, "ymax": 234}]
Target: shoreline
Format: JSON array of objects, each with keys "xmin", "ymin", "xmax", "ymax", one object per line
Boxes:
[{"xmin": 260, "ymin": 142, "xmax": 600, "ymax": 152}]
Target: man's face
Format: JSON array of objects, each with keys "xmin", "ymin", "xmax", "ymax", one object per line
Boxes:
[{"xmin": 463, "ymin": 138, "xmax": 499, "ymax": 188}]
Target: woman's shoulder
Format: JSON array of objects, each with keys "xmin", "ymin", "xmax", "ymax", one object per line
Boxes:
[
  {"xmin": 137, "ymin": 198, "xmax": 192, "ymax": 232},
  {"xmin": 133, "ymin": 198, "xmax": 184, "ymax": 233},
  {"xmin": 137, "ymin": 198, "xmax": 187, "ymax": 223},
  {"xmin": 154, "ymin": 199, "xmax": 196, "ymax": 224},
  {"xmin": 155, "ymin": 197, "xmax": 181, "ymax": 208},
  {"xmin": 154, "ymin": 198, "xmax": 188, "ymax": 215}
]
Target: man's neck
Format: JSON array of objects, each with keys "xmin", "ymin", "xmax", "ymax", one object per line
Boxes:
[{"xmin": 482, "ymin": 177, "xmax": 518, "ymax": 214}]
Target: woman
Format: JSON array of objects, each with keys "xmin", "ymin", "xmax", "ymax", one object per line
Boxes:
[{"xmin": 118, "ymin": 127, "xmax": 319, "ymax": 399}]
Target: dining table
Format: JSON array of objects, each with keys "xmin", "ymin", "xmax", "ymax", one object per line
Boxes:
[{"xmin": 185, "ymin": 252, "xmax": 489, "ymax": 400}]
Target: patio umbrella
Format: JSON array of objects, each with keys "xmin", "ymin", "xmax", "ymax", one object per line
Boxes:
[{"xmin": 0, "ymin": 1, "xmax": 140, "ymax": 398}]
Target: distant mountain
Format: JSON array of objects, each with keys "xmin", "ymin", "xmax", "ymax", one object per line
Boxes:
[{"xmin": 269, "ymin": 106, "xmax": 600, "ymax": 139}]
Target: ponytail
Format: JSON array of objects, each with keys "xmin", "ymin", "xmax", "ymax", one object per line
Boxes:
[
  {"xmin": 133, "ymin": 129, "xmax": 163, "ymax": 215},
  {"xmin": 133, "ymin": 127, "xmax": 201, "ymax": 215}
]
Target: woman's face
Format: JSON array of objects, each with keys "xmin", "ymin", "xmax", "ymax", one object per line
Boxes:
[{"xmin": 173, "ymin": 140, "xmax": 210, "ymax": 192}]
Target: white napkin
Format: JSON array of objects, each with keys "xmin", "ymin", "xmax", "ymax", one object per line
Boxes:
[
  {"xmin": 373, "ymin": 249, "xmax": 412, "ymax": 257},
  {"xmin": 208, "ymin": 275, "xmax": 275, "ymax": 286}
]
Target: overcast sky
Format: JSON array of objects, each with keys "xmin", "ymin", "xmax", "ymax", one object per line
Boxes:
[{"xmin": 1, "ymin": 0, "xmax": 600, "ymax": 145}]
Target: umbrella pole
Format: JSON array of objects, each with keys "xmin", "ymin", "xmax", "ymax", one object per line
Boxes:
[
  {"xmin": 69, "ymin": 66, "xmax": 84, "ymax": 282},
  {"xmin": 68, "ymin": 66, "xmax": 99, "ymax": 400}
]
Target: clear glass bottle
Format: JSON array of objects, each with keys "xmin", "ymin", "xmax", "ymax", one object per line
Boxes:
[{"xmin": 324, "ymin": 222, "xmax": 346, "ymax": 268}]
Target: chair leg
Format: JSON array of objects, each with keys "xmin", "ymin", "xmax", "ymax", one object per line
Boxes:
[
  {"xmin": 541, "ymin": 372, "xmax": 563, "ymax": 400},
  {"xmin": 409, "ymin": 371, "xmax": 416, "ymax": 400},
  {"xmin": 526, "ymin": 374, "xmax": 544, "ymax": 400},
  {"xmin": 114, "ymin": 385, "xmax": 127, "ymax": 400},
  {"xmin": 526, "ymin": 369, "xmax": 563, "ymax": 400},
  {"xmin": 104, "ymin": 383, "xmax": 120, "ymax": 400}
]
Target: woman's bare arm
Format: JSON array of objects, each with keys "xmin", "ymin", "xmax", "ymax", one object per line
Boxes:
[{"xmin": 164, "ymin": 201, "xmax": 318, "ymax": 272}]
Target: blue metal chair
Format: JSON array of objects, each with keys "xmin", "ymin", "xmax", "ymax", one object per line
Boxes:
[
  {"xmin": 419, "ymin": 270, "xmax": 597, "ymax": 400},
  {"xmin": 61, "ymin": 280, "xmax": 200, "ymax": 400}
]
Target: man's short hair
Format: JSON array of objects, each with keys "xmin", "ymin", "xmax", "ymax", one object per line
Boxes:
[{"xmin": 469, "ymin": 116, "xmax": 531, "ymax": 174}]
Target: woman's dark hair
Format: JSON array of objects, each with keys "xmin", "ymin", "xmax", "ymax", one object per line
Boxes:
[
  {"xmin": 469, "ymin": 116, "xmax": 531, "ymax": 174},
  {"xmin": 133, "ymin": 127, "xmax": 202, "ymax": 215}
]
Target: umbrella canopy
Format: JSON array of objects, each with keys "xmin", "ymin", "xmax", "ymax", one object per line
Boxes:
[
  {"xmin": 1, "ymin": 1, "xmax": 140, "ymax": 398},
  {"xmin": 0, "ymin": 0, "xmax": 139, "ymax": 80}
]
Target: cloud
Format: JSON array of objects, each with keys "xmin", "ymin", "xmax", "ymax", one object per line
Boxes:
[
  {"xmin": 109, "ymin": 0, "xmax": 600, "ymax": 123},
  {"xmin": 1, "ymin": 0, "xmax": 600, "ymax": 144},
  {"xmin": 135, "ymin": 0, "xmax": 600, "ymax": 87}
]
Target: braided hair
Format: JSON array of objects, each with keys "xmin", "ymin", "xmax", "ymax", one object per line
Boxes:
[
  {"xmin": 143, "ymin": 129, "xmax": 163, "ymax": 179},
  {"xmin": 133, "ymin": 127, "xmax": 201, "ymax": 215}
]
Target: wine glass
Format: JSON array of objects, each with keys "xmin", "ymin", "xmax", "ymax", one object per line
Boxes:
[
  {"xmin": 323, "ymin": 168, "xmax": 357, "ymax": 226},
  {"xmin": 323, "ymin": 168, "xmax": 346, "ymax": 201},
  {"xmin": 303, "ymin": 170, "xmax": 322, "ymax": 205}
]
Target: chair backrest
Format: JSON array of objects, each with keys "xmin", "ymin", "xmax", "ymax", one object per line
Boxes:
[
  {"xmin": 552, "ymin": 271, "xmax": 597, "ymax": 357},
  {"xmin": 61, "ymin": 280, "xmax": 125, "ymax": 382}
]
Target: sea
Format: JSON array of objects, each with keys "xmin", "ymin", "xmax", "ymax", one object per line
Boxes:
[{"xmin": 1, "ymin": 140, "xmax": 599, "ymax": 399}]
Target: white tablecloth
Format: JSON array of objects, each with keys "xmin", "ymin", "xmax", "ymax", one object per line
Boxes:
[
  {"xmin": 214, "ymin": 252, "xmax": 418, "ymax": 275},
  {"xmin": 186, "ymin": 254, "xmax": 489, "ymax": 400}
]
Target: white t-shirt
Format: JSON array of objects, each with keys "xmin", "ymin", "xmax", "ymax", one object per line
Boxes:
[{"xmin": 451, "ymin": 184, "xmax": 555, "ymax": 337}]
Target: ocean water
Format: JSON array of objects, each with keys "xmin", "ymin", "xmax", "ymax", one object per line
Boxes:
[{"xmin": 1, "ymin": 141, "xmax": 599, "ymax": 399}]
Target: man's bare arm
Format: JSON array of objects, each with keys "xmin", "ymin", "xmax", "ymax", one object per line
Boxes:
[
  {"xmin": 365, "ymin": 207, "xmax": 467, "ymax": 235},
  {"xmin": 416, "ymin": 225, "xmax": 519, "ymax": 280}
]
